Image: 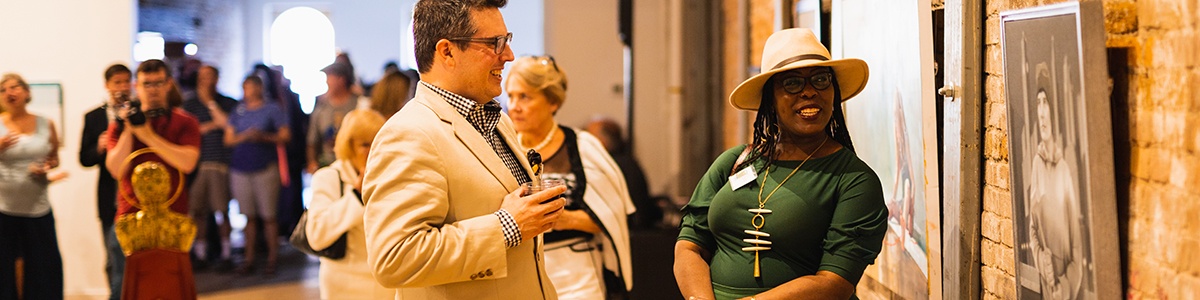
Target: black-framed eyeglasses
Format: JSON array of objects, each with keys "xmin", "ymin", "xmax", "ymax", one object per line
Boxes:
[
  {"xmin": 779, "ymin": 72, "xmax": 834, "ymax": 94},
  {"xmin": 447, "ymin": 32, "xmax": 513, "ymax": 54},
  {"xmin": 537, "ymin": 55, "xmax": 560, "ymax": 73}
]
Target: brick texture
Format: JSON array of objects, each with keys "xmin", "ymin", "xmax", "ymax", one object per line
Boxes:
[{"xmin": 983, "ymin": 0, "xmax": 1200, "ymax": 299}]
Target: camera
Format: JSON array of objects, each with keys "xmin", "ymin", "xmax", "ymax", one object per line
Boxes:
[
  {"xmin": 125, "ymin": 100, "xmax": 146, "ymax": 126},
  {"xmin": 113, "ymin": 91, "xmax": 130, "ymax": 104}
]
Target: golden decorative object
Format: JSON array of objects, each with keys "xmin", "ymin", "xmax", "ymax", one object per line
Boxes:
[{"xmin": 115, "ymin": 148, "xmax": 195, "ymax": 256}]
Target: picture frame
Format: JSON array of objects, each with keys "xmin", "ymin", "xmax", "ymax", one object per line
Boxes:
[
  {"xmin": 27, "ymin": 83, "xmax": 64, "ymax": 137},
  {"xmin": 831, "ymin": 0, "xmax": 940, "ymax": 298},
  {"xmin": 1000, "ymin": 2, "xmax": 1120, "ymax": 299}
]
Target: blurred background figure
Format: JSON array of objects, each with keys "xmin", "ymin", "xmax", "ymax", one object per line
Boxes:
[
  {"xmin": 306, "ymin": 62, "xmax": 360, "ymax": 174},
  {"xmin": 506, "ymin": 55, "xmax": 635, "ymax": 299},
  {"xmin": 224, "ymin": 75, "xmax": 291, "ymax": 275},
  {"xmin": 251, "ymin": 64, "xmax": 308, "ymax": 237},
  {"xmin": 80, "ymin": 64, "xmax": 132, "ymax": 299},
  {"xmin": 333, "ymin": 52, "xmax": 365, "ymax": 96},
  {"xmin": 175, "ymin": 58, "xmax": 204, "ymax": 100},
  {"xmin": 585, "ymin": 117, "xmax": 657, "ymax": 229},
  {"xmin": 0, "ymin": 72, "xmax": 64, "ymax": 300},
  {"xmin": 368, "ymin": 71, "xmax": 413, "ymax": 118},
  {"xmin": 181, "ymin": 64, "xmax": 238, "ymax": 271},
  {"xmin": 381, "ymin": 61, "xmax": 400, "ymax": 76},
  {"xmin": 304, "ymin": 109, "xmax": 401, "ymax": 300}
]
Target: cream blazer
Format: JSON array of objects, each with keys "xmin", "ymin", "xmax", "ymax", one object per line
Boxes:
[{"xmin": 362, "ymin": 84, "xmax": 557, "ymax": 300}]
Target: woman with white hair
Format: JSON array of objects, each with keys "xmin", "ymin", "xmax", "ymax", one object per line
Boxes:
[
  {"xmin": 506, "ymin": 55, "xmax": 636, "ymax": 299},
  {"xmin": 305, "ymin": 109, "xmax": 414, "ymax": 299}
]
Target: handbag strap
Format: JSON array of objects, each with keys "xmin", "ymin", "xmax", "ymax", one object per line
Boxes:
[{"xmin": 334, "ymin": 167, "xmax": 365, "ymax": 204}]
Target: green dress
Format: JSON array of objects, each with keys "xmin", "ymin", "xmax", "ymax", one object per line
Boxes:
[{"xmin": 678, "ymin": 145, "xmax": 888, "ymax": 299}]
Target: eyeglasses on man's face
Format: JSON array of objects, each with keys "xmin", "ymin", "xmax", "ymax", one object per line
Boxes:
[
  {"xmin": 141, "ymin": 80, "xmax": 170, "ymax": 89},
  {"xmin": 779, "ymin": 72, "xmax": 834, "ymax": 94},
  {"xmin": 448, "ymin": 32, "xmax": 513, "ymax": 55}
]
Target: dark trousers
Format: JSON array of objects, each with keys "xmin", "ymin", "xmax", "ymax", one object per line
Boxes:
[{"xmin": 0, "ymin": 211, "xmax": 64, "ymax": 300}]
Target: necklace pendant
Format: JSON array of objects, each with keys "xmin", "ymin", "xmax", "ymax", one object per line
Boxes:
[
  {"xmin": 748, "ymin": 208, "xmax": 772, "ymax": 214},
  {"xmin": 743, "ymin": 238, "xmax": 772, "ymax": 245},
  {"xmin": 744, "ymin": 230, "xmax": 770, "ymax": 237},
  {"xmin": 741, "ymin": 246, "xmax": 771, "ymax": 251}
]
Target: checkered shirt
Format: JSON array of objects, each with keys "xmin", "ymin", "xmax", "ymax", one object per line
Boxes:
[{"xmin": 422, "ymin": 82, "xmax": 530, "ymax": 248}]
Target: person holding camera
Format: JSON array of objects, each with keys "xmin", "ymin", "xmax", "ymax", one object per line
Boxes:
[
  {"xmin": 105, "ymin": 59, "xmax": 201, "ymax": 234},
  {"xmin": 80, "ymin": 63, "xmax": 133, "ymax": 300}
]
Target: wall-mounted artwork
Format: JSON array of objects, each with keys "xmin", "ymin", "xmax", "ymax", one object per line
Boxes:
[
  {"xmin": 831, "ymin": 0, "xmax": 939, "ymax": 298},
  {"xmin": 27, "ymin": 83, "xmax": 64, "ymax": 137},
  {"xmin": 1000, "ymin": 2, "xmax": 1120, "ymax": 299}
]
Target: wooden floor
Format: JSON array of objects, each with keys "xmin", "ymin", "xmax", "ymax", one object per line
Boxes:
[
  {"xmin": 199, "ymin": 280, "xmax": 320, "ymax": 300},
  {"xmin": 190, "ymin": 228, "xmax": 685, "ymax": 300}
]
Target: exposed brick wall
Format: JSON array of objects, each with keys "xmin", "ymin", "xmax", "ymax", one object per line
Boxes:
[
  {"xmin": 1119, "ymin": 0, "xmax": 1200, "ymax": 298},
  {"xmin": 719, "ymin": 0, "xmax": 1200, "ymax": 298},
  {"xmin": 982, "ymin": 0, "xmax": 1200, "ymax": 299},
  {"xmin": 138, "ymin": 0, "xmax": 243, "ymax": 95}
]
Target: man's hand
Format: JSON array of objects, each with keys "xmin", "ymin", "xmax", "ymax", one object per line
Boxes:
[
  {"xmin": 96, "ymin": 131, "xmax": 108, "ymax": 153},
  {"xmin": 500, "ymin": 185, "xmax": 567, "ymax": 242}
]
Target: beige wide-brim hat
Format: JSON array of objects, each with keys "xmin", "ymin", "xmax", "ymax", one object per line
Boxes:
[{"xmin": 730, "ymin": 28, "xmax": 870, "ymax": 111}]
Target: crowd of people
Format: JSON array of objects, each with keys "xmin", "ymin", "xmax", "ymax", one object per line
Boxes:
[{"xmin": 0, "ymin": 0, "xmax": 892, "ymax": 299}]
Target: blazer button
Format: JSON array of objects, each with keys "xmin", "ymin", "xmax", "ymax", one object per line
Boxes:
[
  {"xmin": 485, "ymin": 269, "xmax": 493, "ymax": 276},
  {"xmin": 470, "ymin": 274, "xmax": 478, "ymax": 280}
]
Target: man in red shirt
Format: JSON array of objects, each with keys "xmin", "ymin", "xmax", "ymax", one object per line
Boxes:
[
  {"xmin": 105, "ymin": 59, "xmax": 200, "ymax": 216},
  {"xmin": 103, "ymin": 59, "xmax": 201, "ymax": 300}
]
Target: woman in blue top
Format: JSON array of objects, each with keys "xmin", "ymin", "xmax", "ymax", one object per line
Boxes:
[
  {"xmin": 224, "ymin": 75, "xmax": 291, "ymax": 275},
  {"xmin": 0, "ymin": 73, "xmax": 63, "ymax": 299}
]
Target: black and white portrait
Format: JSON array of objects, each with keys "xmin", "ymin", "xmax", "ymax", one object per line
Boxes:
[{"xmin": 1002, "ymin": 5, "xmax": 1098, "ymax": 300}]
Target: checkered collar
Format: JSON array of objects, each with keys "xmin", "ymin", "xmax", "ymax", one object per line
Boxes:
[{"xmin": 421, "ymin": 81, "xmax": 503, "ymax": 134}]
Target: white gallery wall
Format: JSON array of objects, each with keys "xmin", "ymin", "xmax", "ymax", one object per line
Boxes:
[
  {"xmin": 543, "ymin": 0, "xmax": 626, "ymax": 130},
  {"xmin": 0, "ymin": 0, "xmax": 135, "ymax": 299}
]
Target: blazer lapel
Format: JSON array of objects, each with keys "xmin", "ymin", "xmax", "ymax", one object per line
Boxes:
[
  {"xmin": 498, "ymin": 116, "xmax": 535, "ymax": 180},
  {"xmin": 414, "ymin": 85, "xmax": 522, "ymax": 192}
]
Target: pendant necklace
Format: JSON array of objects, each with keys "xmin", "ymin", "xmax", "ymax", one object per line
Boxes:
[
  {"xmin": 520, "ymin": 123, "xmax": 559, "ymax": 151},
  {"xmin": 743, "ymin": 135, "xmax": 828, "ymax": 278}
]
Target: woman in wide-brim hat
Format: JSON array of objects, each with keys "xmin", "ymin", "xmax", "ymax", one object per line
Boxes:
[{"xmin": 674, "ymin": 28, "xmax": 889, "ymax": 300}]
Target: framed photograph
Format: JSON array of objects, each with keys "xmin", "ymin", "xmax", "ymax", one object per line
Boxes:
[
  {"xmin": 27, "ymin": 83, "xmax": 64, "ymax": 137},
  {"xmin": 1000, "ymin": 2, "xmax": 1120, "ymax": 299}
]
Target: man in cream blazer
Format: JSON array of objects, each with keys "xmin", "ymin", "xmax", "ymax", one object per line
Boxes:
[{"xmin": 361, "ymin": 1, "xmax": 567, "ymax": 299}]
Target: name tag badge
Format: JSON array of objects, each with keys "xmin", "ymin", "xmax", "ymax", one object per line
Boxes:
[{"xmin": 729, "ymin": 165, "xmax": 757, "ymax": 190}]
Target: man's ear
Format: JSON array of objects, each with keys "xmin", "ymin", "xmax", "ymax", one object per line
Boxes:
[{"xmin": 435, "ymin": 39, "xmax": 456, "ymax": 68}]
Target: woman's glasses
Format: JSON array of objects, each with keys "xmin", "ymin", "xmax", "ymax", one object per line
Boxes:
[
  {"xmin": 448, "ymin": 32, "xmax": 513, "ymax": 54},
  {"xmin": 779, "ymin": 72, "xmax": 834, "ymax": 94}
]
